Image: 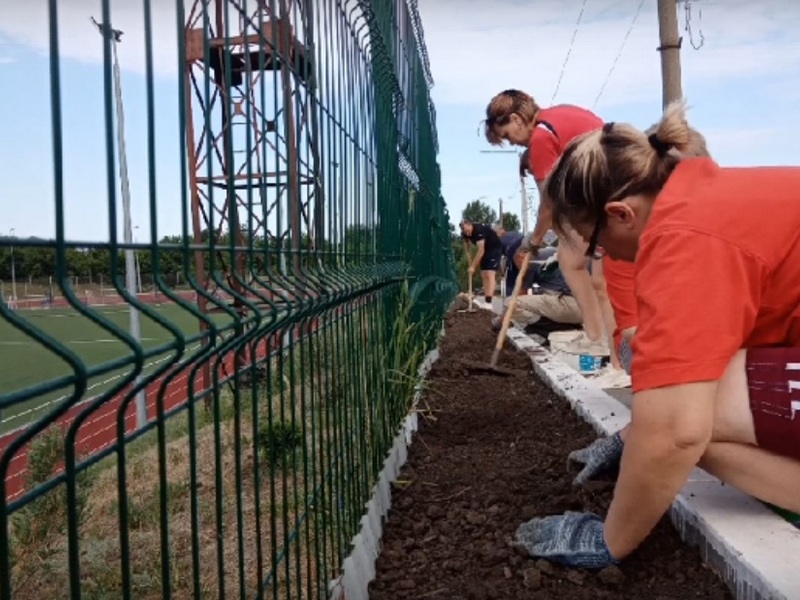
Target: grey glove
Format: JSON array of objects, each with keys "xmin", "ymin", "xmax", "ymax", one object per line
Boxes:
[
  {"xmin": 567, "ymin": 432, "xmax": 623, "ymax": 487},
  {"xmin": 514, "ymin": 511, "xmax": 618, "ymax": 569}
]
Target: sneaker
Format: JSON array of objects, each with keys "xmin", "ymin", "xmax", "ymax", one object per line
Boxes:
[
  {"xmin": 560, "ymin": 331, "xmax": 610, "ymax": 357},
  {"xmin": 592, "ymin": 366, "xmax": 632, "ymax": 389},
  {"xmin": 548, "ymin": 330, "xmax": 584, "ymax": 344}
]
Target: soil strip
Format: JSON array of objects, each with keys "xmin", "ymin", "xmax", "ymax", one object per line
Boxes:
[{"xmin": 368, "ymin": 310, "xmax": 730, "ymax": 600}]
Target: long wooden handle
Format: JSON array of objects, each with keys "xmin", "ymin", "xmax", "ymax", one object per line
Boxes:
[
  {"xmin": 467, "ymin": 270, "xmax": 475, "ymax": 312},
  {"xmin": 490, "ymin": 252, "xmax": 531, "ymax": 367}
]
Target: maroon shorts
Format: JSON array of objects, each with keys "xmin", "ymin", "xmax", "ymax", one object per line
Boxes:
[{"xmin": 746, "ymin": 347, "xmax": 800, "ymax": 460}]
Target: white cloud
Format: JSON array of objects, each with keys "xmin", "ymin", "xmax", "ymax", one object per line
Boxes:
[
  {"xmin": 0, "ymin": 0, "xmax": 179, "ymax": 77},
  {"xmin": 418, "ymin": 0, "xmax": 800, "ymax": 110},
  {"xmin": 415, "ymin": 0, "xmax": 800, "ymax": 220}
]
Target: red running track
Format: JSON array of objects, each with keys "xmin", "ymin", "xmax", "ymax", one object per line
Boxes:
[{"xmin": 0, "ymin": 335, "xmax": 280, "ymax": 503}]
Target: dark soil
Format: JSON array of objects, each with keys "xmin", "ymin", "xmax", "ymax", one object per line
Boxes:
[{"xmin": 368, "ymin": 310, "xmax": 731, "ymax": 600}]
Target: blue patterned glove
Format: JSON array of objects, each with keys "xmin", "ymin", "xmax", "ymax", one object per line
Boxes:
[
  {"xmin": 514, "ymin": 512, "xmax": 619, "ymax": 569},
  {"xmin": 567, "ymin": 432, "xmax": 623, "ymax": 487}
]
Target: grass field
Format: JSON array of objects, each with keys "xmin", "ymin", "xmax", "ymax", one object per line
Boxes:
[{"xmin": 0, "ymin": 303, "xmax": 235, "ymax": 434}]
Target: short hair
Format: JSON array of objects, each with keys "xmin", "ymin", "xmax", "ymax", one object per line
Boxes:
[{"xmin": 484, "ymin": 89, "xmax": 540, "ymax": 146}]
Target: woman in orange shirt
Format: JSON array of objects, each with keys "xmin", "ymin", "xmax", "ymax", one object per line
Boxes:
[
  {"xmin": 513, "ymin": 101, "xmax": 800, "ymax": 568},
  {"xmin": 484, "ymin": 90, "xmax": 609, "ymax": 357}
]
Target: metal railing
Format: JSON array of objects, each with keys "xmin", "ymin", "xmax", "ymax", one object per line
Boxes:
[{"xmin": 0, "ymin": 0, "xmax": 456, "ymax": 597}]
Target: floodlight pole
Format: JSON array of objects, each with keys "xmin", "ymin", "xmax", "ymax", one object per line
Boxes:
[{"xmin": 92, "ymin": 17, "xmax": 147, "ymax": 429}]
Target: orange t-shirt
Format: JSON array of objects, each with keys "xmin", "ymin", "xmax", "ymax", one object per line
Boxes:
[
  {"xmin": 602, "ymin": 255, "xmax": 637, "ymax": 352},
  {"xmin": 631, "ymin": 158, "xmax": 800, "ymax": 393}
]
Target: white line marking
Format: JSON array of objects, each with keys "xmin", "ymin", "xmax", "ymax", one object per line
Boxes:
[
  {"xmin": 69, "ymin": 338, "xmax": 159, "ymax": 344},
  {"xmin": 1, "ymin": 338, "xmax": 159, "ymax": 346},
  {"xmin": 786, "ymin": 363, "xmax": 800, "ymax": 371},
  {"xmin": 789, "ymin": 380, "xmax": 800, "ymax": 393},
  {"xmin": 792, "ymin": 401, "xmax": 800, "ymax": 421}
]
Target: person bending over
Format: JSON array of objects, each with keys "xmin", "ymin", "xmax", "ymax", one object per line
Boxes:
[
  {"xmin": 484, "ymin": 90, "xmax": 608, "ymax": 356},
  {"xmin": 492, "ymin": 233, "xmax": 581, "ymax": 335},
  {"xmin": 460, "ymin": 219, "xmax": 503, "ymax": 305},
  {"xmin": 495, "ymin": 224, "xmax": 523, "ymax": 296},
  {"xmin": 513, "ymin": 100, "xmax": 800, "ymax": 569}
]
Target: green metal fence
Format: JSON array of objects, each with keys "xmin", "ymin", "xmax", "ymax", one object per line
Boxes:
[{"xmin": 0, "ymin": 0, "xmax": 456, "ymax": 597}]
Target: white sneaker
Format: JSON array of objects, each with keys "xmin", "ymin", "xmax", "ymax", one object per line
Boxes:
[
  {"xmin": 592, "ymin": 366, "xmax": 632, "ymax": 389},
  {"xmin": 560, "ymin": 331, "xmax": 609, "ymax": 357},
  {"xmin": 548, "ymin": 330, "xmax": 584, "ymax": 344}
]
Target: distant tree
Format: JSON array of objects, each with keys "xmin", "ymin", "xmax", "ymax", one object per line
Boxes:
[
  {"xmin": 461, "ymin": 200, "xmax": 496, "ymax": 226},
  {"xmin": 500, "ymin": 212, "xmax": 521, "ymax": 232}
]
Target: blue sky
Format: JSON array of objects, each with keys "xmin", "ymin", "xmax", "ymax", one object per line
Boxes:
[{"xmin": 1, "ymin": 0, "xmax": 800, "ymax": 242}]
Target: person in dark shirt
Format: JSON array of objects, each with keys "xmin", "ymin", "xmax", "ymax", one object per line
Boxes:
[
  {"xmin": 492, "ymin": 233, "xmax": 581, "ymax": 332},
  {"xmin": 460, "ymin": 219, "xmax": 503, "ymax": 304},
  {"xmin": 496, "ymin": 226, "xmax": 523, "ymax": 294},
  {"xmin": 502, "ymin": 231, "xmax": 556, "ymax": 293}
]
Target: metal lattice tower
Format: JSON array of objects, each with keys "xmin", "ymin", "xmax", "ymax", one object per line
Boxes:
[{"xmin": 184, "ymin": 0, "xmax": 319, "ymax": 311}]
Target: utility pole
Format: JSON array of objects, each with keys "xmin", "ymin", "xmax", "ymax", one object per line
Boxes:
[
  {"xmin": 498, "ymin": 198, "xmax": 503, "ymax": 228},
  {"xmin": 657, "ymin": 0, "xmax": 683, "ymax": 108},
  {"xmin": 519, "ymin": 176, "xmax": 529, "ymax": 234},
  {"xmin": 91, "ymin": 17, "xmax": 147, "ymax": 429}
]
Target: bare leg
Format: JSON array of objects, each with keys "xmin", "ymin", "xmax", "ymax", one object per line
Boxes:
[
  {"xmin": 699, "ymin": 443, "xmax": 800, "ymax": 512},
  {"xmin": 557, "ymin": 228, "xmax": 604, "ymax": 341},
  {"xmin": 591, "ymin": 257, "xmax": 621, "ymax": 369},
  {"xmin": 481, "ymin": 270, "xmax": 496, "ymax": 302},
  {"xmin": 619, "ymin": 351, "xmax": 800, "ymax": 511}
]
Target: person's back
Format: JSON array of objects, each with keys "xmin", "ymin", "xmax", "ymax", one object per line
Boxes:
[
  {"xmin": 632, "ymin": 157, "xmax": 800, "ymax": 392},
  {"xmin": 500, "ymin": 231, "xmax": 523, "ymax": 256},
  {"xmin": 464, "ymin": 223, "xmax": 503, "ymax": 251},
  {"xmin": 529, "ymin": 104, "xmax": 603, "ymax": 180},
  {"xmin": 528, "ymin": 260, "xmax": 572, "ymax": 296}
]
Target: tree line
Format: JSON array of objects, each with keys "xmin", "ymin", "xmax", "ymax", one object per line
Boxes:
[
  {"xmin": 0, "ymin": 227, "xmax": 380, "ymax": 283},
  {"xmin": 0, "ymin": 201, "xmax": 519, "ymax": 293}
]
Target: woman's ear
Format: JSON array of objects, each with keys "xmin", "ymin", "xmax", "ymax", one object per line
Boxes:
[{"xmin": 604, "ymin": 201, "xmax": 636, "ymax": 227}]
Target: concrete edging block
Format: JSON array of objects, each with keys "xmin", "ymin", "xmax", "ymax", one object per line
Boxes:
[
  {"xmin": 327, "ymin": 346, "xmax": 440, "ymax": 600},
  {"xmin": 474, "ymin": 298, "xmax": 800, "ymax": 599}
]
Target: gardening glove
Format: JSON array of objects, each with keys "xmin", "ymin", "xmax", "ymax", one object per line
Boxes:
[
  {"xmin": 514, "ymin": 511, "xmax": 619, "ymax": 569},
  {"xmin": 567, "ymin": 432, "xmax": 623, "ymax": 487}
]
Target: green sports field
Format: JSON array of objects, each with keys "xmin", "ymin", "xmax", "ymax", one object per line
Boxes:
[{"xmin": 0, "ymin": 303, "xmax": 234, "ymax": 434}]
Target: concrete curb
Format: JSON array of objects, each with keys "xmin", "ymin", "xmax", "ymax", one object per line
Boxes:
[
  {"xmin": 473, "ymin": 298, "xmax": 800, "ymax": 599},
  {"xmin": 327, "ymin": 346, "xmax": 440, "ymax": 600}
]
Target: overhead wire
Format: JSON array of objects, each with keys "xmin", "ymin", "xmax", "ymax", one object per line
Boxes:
[
  {"xmin": 591, "ymin": 0, "xmax": 647, "ymax": 110},
  {"xmin": 550, "ymin": 0, "xmax": 589, "ymax": 105}
]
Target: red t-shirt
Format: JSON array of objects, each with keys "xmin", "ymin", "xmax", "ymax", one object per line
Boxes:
[
  {"xmin": 527, "ymin": 104, "xmax": 636, "ymax": 346},
  {"xmin": 528, "ymin": 105, "xmax": 603, "ymax": 181},
  {"xmin": 602, "ymin": 255, "xmax": 637, "ymax": 352},
  {"xmin": 631, "ymin": 158, "xmax": 800, "ymax": 392}
]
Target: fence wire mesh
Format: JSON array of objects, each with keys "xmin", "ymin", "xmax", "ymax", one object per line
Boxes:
[{"xmin": 0, "ymin": 1, "xmax": 456, "ymax": 597}]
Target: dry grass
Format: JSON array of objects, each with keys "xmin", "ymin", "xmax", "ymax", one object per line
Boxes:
[
  {"xmin": 8, "ymin": 393, "xmax": 345, "ymax": 600},
  {"xmin": 7, "ymin": 307, "xmax": 397, "ymax": 599}
]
